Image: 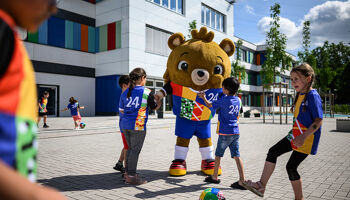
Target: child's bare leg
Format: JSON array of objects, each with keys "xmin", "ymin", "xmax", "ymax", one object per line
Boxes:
[
  {"xmin": 119, "ymin": 148, "xmax": 125, "ymax": 162},
  {"xmin": 37, "ymin": 116, "xmax": 41, "ymax": 125},
  {"xmin": 233, "ymin": 157, "xmax": 245, "ymax": 184},
  {"xmin": 43, "ymin": 115, "xmax": 47, "ymax": 124},
  {"xmin": 260, "ymin": 161, "xmax": 275, "ymax": 187},
  {"xmin": 74, "ymin": 121, "xmax": 78, "ymax": 128},
  {"xmin": 291, "ymin": 179, "xmax": 304, "ymax": 200},
  {"xmin": 212, "ymin": 156, "xmax": 221, "ymax": 180}
]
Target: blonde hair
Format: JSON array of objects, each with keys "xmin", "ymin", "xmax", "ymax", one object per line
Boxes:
[{"xmin": 291, "ymin": 63, "xmax": 315, "ymax": 112}]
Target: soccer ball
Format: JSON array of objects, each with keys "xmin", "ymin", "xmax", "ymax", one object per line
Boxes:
[
  {"xmin": 199, "ymin": 188, "xmax": 225, "ymax": 200},
  {"xmin": 80, "ymin": 122, "xmax": 86, "ymax": 129}
]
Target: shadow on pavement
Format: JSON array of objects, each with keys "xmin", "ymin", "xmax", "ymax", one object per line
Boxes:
[
  {"xmin": 38, "ymin": 170, "xmax": 203, "ymax": 192},
  {"xmin": 38, "ymin": 170, "xmax": 236, "ymax": 198}
]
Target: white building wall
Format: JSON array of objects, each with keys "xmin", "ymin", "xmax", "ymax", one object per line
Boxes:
[
  {"xmin": 24, "ymin": 42, "xmax": 95, "ymax": 68},
  {"xmin": 58, "ymin": 0, "xmax": 96, "ymax": 19},
  {"xmin": 35, "ymin": 72, "xmax": 96, "ymax": 117},
  {"xmin": 95, "ymin": 0, "xmax": 129, "ymax": 76},
  {"xmin": 127, "ymin": 0, "xmax": 235, "ymax": 79}
]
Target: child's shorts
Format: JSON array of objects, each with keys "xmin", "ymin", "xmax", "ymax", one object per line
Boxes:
[
  {"xmin": 121, "ymin": 132, "xmax": 128, "ymax": 150},
  {"xmin": 72, "ymin": 115, "xmax": 82, "ymax": 121},
  {"xmin": 215, "ymin": 134, "xmax": 240, "ymax": 158}
]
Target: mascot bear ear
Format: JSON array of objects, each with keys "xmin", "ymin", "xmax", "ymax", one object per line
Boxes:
[
  {"xmin": 168, "ymin": 33, "xmax": 185, "ymax": 50},
  {"xmin": 219, "ymin": 38, "xmax": 235, "ymax": 57}
]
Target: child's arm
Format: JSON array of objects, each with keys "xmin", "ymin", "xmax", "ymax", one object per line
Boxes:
[
  {"xmin": 80, "ymin": 106, "xmax": 85, "ymax": 109},
  {"xmin": 0, "ymin": 161, "xmax": 67, "ymax": 200},
  {"xmin": 198, "ymin": 92, "xmax": 212, "ymax": 108},
  {"xmin": 294, "ymin": 118, "xmax": 322, "ymax": 147},
  {"xmin": 61, "ymin": 108, "xmax": 68, "ymax": 112}
]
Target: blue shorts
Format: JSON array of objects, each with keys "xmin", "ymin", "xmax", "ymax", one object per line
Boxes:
[
  {"xmin": 175, "ymin": 117, "xmax": 211, "ymax": 139},
  {"xmin": 215, "ymin": 134, "xmax": 240, "ymax": 157}
]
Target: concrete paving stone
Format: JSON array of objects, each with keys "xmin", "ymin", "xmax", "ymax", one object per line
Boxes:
[
  {"xmin": 335, "ymin": 190, "xmax": 349, "ymax": 197},
  {"xmin": 36, "ymin": 116, "xmax": 350, "ymax": 199},
  {"xmin": 321, "ymin": 189, "xmax": 337, "ymax": 198}
]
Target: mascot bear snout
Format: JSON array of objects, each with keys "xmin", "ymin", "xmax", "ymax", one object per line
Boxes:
[{"xmin": 191, "ymin": 69, "xmax": 209, "ymax": 86}]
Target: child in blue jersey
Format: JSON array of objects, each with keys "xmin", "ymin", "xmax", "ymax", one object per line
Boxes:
[
  {"xmin": 61, "ymin": 97, "xmax": 85, "ymax": 130},
  {"xmin": 243, "ymin": 63, "xmax": 323, "ymax": 199},
  {"xmin": 199, "ymin": 77, "xmax": 246, "ymax": 189},
  {"xmin": 113, "ymin": 75, "xmax": 130, "ymax": 173},
  {"xmin": 119, "ymin": 68, "xmax": 158, "ymax": 185}
]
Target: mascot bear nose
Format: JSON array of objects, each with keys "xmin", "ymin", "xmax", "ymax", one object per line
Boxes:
[{"xmin": 197, "ymin": 71, "xmax": 205, "ymax": 77}]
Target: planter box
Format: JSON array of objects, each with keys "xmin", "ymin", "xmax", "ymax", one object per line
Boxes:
[{"xmin": 336, "ymin": 118, "xmax": 350, "ymax": 132}]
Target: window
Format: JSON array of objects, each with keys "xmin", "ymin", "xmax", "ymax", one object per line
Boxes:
[
  {"xmin": 146, "ymin": 25, "xmax": 172, "ymax": 56},
  {"xmin": 162, "ymin": 0, "xmax": 168, "ymax": 7},
  {"xmin": 147, "ymin": 0, "xmax": 184, "ymax": 14},
  {"xmin": 146, "ymin": 80, "xmax": 154, "ymax": 87},
  {"xmin": 156, "ymin": 81, "xmax": 164, "ymax": 88},
  {"xmin": 201, "ymin": 4, "xmax": 225, "ymax": 32}
]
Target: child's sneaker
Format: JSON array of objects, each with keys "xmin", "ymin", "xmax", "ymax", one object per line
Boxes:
[
  {"xmin": 43, "ymin": 124, "xmax": 49, "ymax": 128},
  {"xmin": 73, "ymin": 127, "xmax": 80, "ymax": 130},
  {"xmin": 113, "ymin": 162, "xmax": 125, "ymax": 173}
]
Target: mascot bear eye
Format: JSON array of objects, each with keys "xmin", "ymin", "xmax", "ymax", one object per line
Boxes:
[
  {"xmin": 178, "ymin": 60, "xmax": 188, "ymax": 71},
  {"xmin": 214, "ymin": 65, "xmax": 223, "ymax": 75}
]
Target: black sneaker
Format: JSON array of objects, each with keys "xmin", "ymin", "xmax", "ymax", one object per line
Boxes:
[
  {"xmin": 113, "ymin": 162, "xmax": 125, "ymax": 173},
  {"xmin": 43, "ymin": 124, "xmax": 49, "ymax": 128}
]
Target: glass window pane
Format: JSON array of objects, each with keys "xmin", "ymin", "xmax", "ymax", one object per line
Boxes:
[
  {"xmin": 170, "ymin": 0, "xmax": 176, "ymax": 11},
  {"xmin": 221, "ymin": 15, "xmax": 225, "ymax": 32},
  {"xmin": 205, "ymin": 7, "xmax": 210, "ymax": 26},
  {"xmin": 177, "ymin": 0, "xmax": 183, "ymax": 14},
  {"xmin": 216, "ymin": 12, "xmax": 220, "ymax": 30},
  {"xmin": 162, "ymin": 0, "xmax": 168, "ymax": 8},
  {"xmin": 201, "ymin": 5, "xmax": 205, "ymax": 24},
  {"xmin": 211, "ymin": 10, "xmax": 215, "ymax": 28},
  {"xmin": 154, "ymin": 0, "xmax": 160, "ymax": 4}
]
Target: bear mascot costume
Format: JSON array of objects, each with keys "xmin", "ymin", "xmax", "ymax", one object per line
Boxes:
[{"xmin": 156, "ymin": 27, "xmax": 235, "ymax": 176}]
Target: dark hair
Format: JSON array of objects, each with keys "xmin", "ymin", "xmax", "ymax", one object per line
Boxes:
[
  {"xmin": 127, "ymin": 68, "xmax": 147, "ymax": 98},
  {"xmin": 290, "ymin": 63, "xmax": 315, "ymax": 112},
  {"xmin": 69, "ymin": 97, "xmax": 78, "ymax": 104},
  {"xmin": 118, "ymin": 75, "xmax": 130, "ymax": 88},
  {"xmin": 43, "ymin": 91, "xmax": 49, "ymax": 95},
  {"xmin": 222, "ymin": 77, "xmax": 240, "ymax": 95}
]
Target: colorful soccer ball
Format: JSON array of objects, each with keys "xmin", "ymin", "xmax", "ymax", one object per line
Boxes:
[
  {"xmin": 80, "ymin": 122, "xmax": 86, "ymax": 129},
  {"xmin": 199, "ymin": 188, "xmax": 225, "ymax": 200}
]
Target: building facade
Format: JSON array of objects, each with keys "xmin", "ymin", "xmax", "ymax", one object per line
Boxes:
[{"xmin": 23, "ymin": 0, "xmax": 295, "ymax": 116}]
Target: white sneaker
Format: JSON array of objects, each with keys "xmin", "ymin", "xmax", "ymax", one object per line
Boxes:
[{"xmin": 73, "ymin": 127, "xmax": 80, "ymax": 130}]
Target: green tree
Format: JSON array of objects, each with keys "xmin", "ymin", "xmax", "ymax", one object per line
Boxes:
[
  {"xmin": 298, "ymin": 21, "xmax": 311, "ymax": 62},
  {"xmin": 187, "ymin": 20, "xmax": 197, "ymax": 39},
  {"xmin": 310, "ymin": 41, "xmax": 350, "ymax": 103},
  {"xmin": 231, "ymin": 39, "xmax": 246, "ymax": 82},
  {"xmin": 261, "ymin": 3, "xmax": 288, "ymax": 87}
]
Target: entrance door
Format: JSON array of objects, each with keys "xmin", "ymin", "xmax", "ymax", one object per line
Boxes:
[{"xmin": 37, "ymin": 85, "xmax": 59, "ymax": 117}]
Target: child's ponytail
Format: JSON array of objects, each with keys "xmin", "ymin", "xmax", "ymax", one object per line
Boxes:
[{"xmin": 127, "ymin": 68, "xmax": 147, "ymax": 98}]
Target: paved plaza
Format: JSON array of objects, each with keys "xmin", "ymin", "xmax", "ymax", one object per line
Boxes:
[{"xmin": 37, "ymin": 114, "xmax": 350, "ymax": 200}]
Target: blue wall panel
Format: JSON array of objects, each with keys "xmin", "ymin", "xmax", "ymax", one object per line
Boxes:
[
  {"xmin": 88, "ymin": 26, "xmax": 95, "ymax": 53},
  {"xmin": 48, "ymin": 17, "xmax": 65, "ymax": 48},
  {"xmin": 38, "ymin": 20, "xmax": 48, "ymax": 44},
  {"xmin": 73, "ymin": 22, "xmax": 81, "ymax": 50},
  {"xmin": 96, "ymin": 75, "xmax": 122, "ymax": 115},
  {"xmin": 95, "ymin": 27, "xmax": 99, "ymax": 52},
  {"xmin": 65, "ymin": 20, "xmax": 74, "ymax": 49}
]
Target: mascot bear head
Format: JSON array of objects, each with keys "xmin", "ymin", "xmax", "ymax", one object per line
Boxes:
[{"xmin": 164, "ymin": 27, "xmax": 235, "ymax": 91}]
